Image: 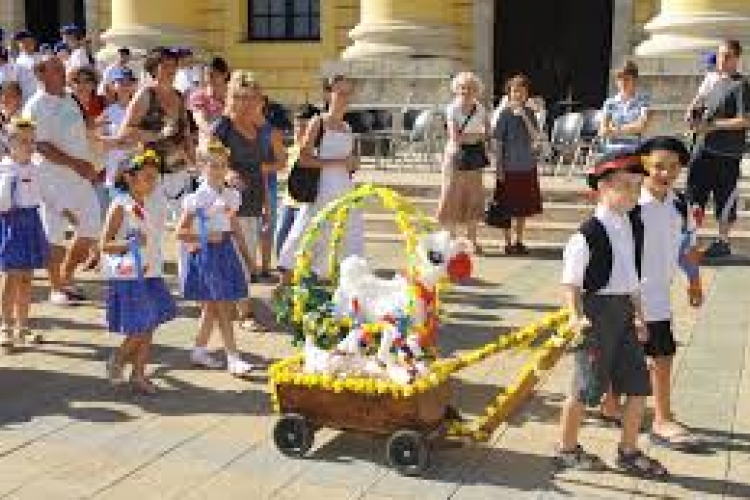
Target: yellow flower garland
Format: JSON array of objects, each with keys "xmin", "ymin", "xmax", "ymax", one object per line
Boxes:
[{"xmin": 269, "ymin": 308, "xmax": 573, "ymax": 430}]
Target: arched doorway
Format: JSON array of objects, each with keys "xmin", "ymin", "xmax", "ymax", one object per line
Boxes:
[
  {"xmin": 494, "ymin": 0, "xmax": 614, "ymax": 122},
  {"xmin": 25, "ymin": 0, "xmax": 86, "ymax": 44}
]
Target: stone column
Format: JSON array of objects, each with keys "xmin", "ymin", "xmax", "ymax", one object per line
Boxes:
[
  {"xmin": 636, "ymin": 0, "xmax": 750, "ymax": 56},
  {"xmin": 0, "ymin": 0, "xmax": 25, "ymax": 34},
  {"xmin": 98, "ymin": 0, "xmax": 199, "ymax": 61},
  {"xmin": 341, "ymin": 0, "xmax": 459, "ymax": 60}
]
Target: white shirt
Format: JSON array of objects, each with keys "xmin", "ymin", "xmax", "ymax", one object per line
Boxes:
[
  {"xmin": 446, "ymin": 100, "xmax": 486, "ymax": 135},
  {"xmin": 174, "ymin": 66, "xmax": 202, "ymax": 95},
  {"xmin": 0, "ymin": 62, "xmax": 37, "ymax": 103},
  {"xmin": 182, "ymin": 182, "xmax": 241, "ymax": 233},
  {"xmin": 0, "ymin": 156, "xmax": 59, "ymax": 211},
  {"xmin": 14, "ymin": 52, "xmax": 38, "ymax": 72},
  {"xmin": 101, "ymin": 103, "xmax": 129, "ymax": 187},
  {"xmin": 638, "ymin": 188, "xmax": 685, "ymax": 321},
  {"xmin": 23, "ymin": 89, "xmax": 91, "ymax": 166},
  {"xmin": 66, "ymin": 47, "xmax": 91, "ymax": 71},
  {"xmin": 697, "ymin": 72, "xmax": 721, "ymax": 99},
  {"xmin": 562, "ymin": 205, "xmax": 640, "ymax": 294},
  {"xmin": 104, "ymin": 192, "xmax": 168, "ymax": 280}
]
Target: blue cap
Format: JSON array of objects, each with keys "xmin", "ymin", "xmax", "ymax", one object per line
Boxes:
[
  {"xmin": 53, "ymin": 41, "xmax": 70, "ymax": 53},
  {"xmin": 60, "ymin": 24, "xmax": 84, "ymax": 36},
  {"xmin": 13, "ymin": 30, "xmax": 33, "ymax": 41},
  {"xmin": 704, "ymin": 52, "xmax": 717, "ymax": 69},
  {"xmin": 111, "ymin": 67, "xmax": 136, "ymax": 82}
]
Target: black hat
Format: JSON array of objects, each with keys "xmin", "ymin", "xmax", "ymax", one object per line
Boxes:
[
  {"xmin": 586, "ymin": 149, "xmax": 648, "ymax": 190},
  {"xmin": 637, "ymin": 136, "xmax": 690, "ymax": 166}
]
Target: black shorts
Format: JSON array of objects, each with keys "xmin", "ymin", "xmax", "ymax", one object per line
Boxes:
[
  {"xmin": 643, "ymin": 320, "xmax": 676, "ymax": 358},
  {"xmin": 572, "ymin": 295, "xmax": 651, "ymax": 407},
  {"xmin": 687, "ymin": 151, "xmax": 741, "ymax": 223}
]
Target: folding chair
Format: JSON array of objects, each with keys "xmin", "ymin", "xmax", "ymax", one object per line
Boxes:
[{"xmin": 550, "ymin": 112, "xmax": 584, "ymax": 177}]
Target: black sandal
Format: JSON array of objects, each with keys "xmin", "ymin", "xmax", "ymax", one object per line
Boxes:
[
  {"xmin": 616, "ymin": 448, "xmax": 668, "ymax": 478},
  {"xmin": 552, "ymin": 444, "xmax": 608, "ymax": 472}
]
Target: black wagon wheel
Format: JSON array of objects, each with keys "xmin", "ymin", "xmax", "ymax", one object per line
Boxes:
[
  {"xmin": 273, "ymin": 413, "xmax": 314, "ymax": 458},
  {"xmin": 386, "ymin": 429, "xmax": 429, "ymax": 476}
]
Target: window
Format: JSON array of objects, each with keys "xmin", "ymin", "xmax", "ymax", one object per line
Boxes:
[{"xmin": 249, "ymin": 0, "xmax": 320, "ymax": 41}]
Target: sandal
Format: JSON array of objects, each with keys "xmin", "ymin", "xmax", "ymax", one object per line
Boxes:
[
  {"xmin": 616, "ymin": 448, "xmax": 668, "ymax": 478},
  {"xmin": 504, "ymin": 244, "xmax": 517, "ymax": 255},
  {"xmin": 130, "ymin": 378, "xmax": 158, "ymax": 396},
  {"xmin": 239, "ymin": 318, "xmax": 265, "ymax": 332},
  {"xmin": 650, "ymin": 429, "xmax": 704, "ymax": 453},
  {"xmin": 553, "ymin": 444, "xmax": 608, "ymax": 472}
]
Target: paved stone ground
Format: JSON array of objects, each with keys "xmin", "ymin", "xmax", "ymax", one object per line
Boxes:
[{"xmin": 1, "ymin": 238, "xmax": 749, "ymax": 499}]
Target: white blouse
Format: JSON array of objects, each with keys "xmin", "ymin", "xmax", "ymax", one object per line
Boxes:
[
  {"xmin": 182, "ymin": 182, "xmax": 241, "ymax": 233},
  {"xmin": 103, "ymin": 192, "xmax": 168, "ymax": 280},
  {"xmin": 0, "ymin": 156, "xmax": 58, "ymax": 212}
]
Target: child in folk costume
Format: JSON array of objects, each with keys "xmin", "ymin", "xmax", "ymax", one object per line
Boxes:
[
  {"xmin": 599, "ymin": 137, "xmax": 705, "ymax": 451},
  {"xmin": 100, "ymin": 150, "xmax": 177, "ymax": 394},
  {"xmin": 555, "ymin": 150, "xmax": 668, "ymax": 477},
  {"xmin": 0, "ymin": 118, "xmax": 55, "ymax": 351},
  {"xmin": 177, "ymin": 141, "xmax": 255, "ymax": 377}
]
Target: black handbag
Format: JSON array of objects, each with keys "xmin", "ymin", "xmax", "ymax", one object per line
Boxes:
[
  {"xmin": 288, "ymin": 122, "xmax": 325, "ymax": 203},
  {"xmin": 456, "ymin": 142, "xmax": 489, "ymax": 170},
  {"xmin": 485, "ymin": 181, "xmax": 511, "ymax": 229}
]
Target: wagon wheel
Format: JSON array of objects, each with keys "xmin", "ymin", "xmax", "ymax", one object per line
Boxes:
[
  {"xmin": 273, "ymin": 413, "xmax": 314, "ymax": 458},
  {"xmin": 386, "ymin": 429, "xmax": 429, "ymax": 476}
]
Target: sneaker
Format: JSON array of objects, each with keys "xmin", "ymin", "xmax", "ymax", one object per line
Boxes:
[
  {"xmin": 63, "ymin": 286, "xmax": 89, "ymax": 301},
  {"xmin": 227, "ymin": 356, "xmax": 254, "ymax": 377},
  {"xmin": 191, "ymin": 349, "xmax": 223, "ymax": 369},
  {"xmin": 703, "ymin": 239, "xmax": 731, "ymax": 259},
  {"xmin": 552, "ymin": 445, "xmax": 608, "ymax": 472},
  {"xmin": 49, "ymin": 290, "xmax": 83, "ymax": 306}
]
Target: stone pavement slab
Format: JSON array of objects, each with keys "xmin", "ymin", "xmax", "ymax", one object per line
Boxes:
[{"xmin": 1, "ymin": 242, "xmax": 749, "ymax": 499}]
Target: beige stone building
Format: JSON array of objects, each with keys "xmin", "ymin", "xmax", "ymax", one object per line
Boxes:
[{"xmin": 2, "ymin": 1, "xmax": 749, "ymax": 128}]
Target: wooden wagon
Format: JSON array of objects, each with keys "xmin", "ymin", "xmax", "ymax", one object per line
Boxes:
[{"xmin": 273, "ymin": 378, "xmax": 452, "ymax": 476}]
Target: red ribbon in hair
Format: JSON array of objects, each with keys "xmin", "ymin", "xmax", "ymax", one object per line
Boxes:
[{"xmin": 587, "ymin": 155, "xmax": 642, "ymax": 178}]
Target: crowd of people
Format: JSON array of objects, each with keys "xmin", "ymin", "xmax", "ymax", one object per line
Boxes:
[{"xmin": 0, "ymin": 22, "xmax": 749, "ymax": 478}]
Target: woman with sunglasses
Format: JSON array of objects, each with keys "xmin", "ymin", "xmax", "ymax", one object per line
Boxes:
[
  {"xmin": 278, "ymin": 75, "xmax": 363, "ymax": 282},
  {"xmin": 68, "ymin": 66, "xmax": 105, "ymax": 126}
]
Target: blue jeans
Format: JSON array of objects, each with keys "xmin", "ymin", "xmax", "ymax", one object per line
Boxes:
[{"xmin": 275, "ymin": 204, "xmax": 299, "ymax": 260}]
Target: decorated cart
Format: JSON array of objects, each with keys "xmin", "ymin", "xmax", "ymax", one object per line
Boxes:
[{"xmin": 272, "ymin": 184, "xmax": 576, "ymax": 476}]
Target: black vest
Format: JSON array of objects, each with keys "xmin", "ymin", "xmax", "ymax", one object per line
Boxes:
[{"xmin": 580, "ymin": 192, "xmax": 688, "ymax": 294}]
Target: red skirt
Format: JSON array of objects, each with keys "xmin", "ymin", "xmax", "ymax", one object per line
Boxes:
[{"xmin": 495, "ymin": 168, "xmax": 542, "ymax": 217}]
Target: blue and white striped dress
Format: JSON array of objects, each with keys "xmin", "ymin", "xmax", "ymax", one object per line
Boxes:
[
  {"xmin": 180, "ymin": 182, "xmax": 247, "ymax": 301},
  {"xmin": 0, "ymin": 156, "xmax": 50, "ymax": 271},
  {"xmin": 104, "ymin": 192, "xmax": 176, "ymax": 335}
]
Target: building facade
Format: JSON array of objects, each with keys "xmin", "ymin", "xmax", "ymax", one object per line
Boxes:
[{"xmin": 3, "ymin": 1, "xmax": 750, "ymax": 120}]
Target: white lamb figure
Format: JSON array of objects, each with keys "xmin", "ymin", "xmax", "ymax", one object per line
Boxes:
[{"xmin": 324, "ymin": 230, "xmax": 472, "ymax": 383}]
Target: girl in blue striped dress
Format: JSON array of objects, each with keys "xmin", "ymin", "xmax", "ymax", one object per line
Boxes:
[
  {"xmin": 100, "ymin": 150, "xmax": 177, "ymax": 394},
  {"xmin": 0, "ymin": 118, "xmax": 53, "ymax": 352},
  {"xmin": 177, "ymin": 141, "xmax": 255, "ymax": 377}
]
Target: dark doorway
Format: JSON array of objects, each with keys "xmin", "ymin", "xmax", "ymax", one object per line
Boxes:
[
  {"xmin": 24, "ymin": 0, "xmax": 86, "ymax": 44},
  {"xmin": 494, "ymin": 0, "xmax": 613, "ymax": 119}
]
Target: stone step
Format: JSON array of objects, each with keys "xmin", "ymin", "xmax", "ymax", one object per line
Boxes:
[
  {"xmin": 362, "ymin": 212, "xmax": 750, "ymax": 254},
  {"xmin": 353, "ymin": 173, "xmax": 750, "ymax": 211},
  {"xmin": 360, "ymin": 197, "xmax": 750, "ymax": 231}
]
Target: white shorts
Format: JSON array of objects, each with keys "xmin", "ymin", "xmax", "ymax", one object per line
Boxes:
[
  {"xmin": 39, "ymin": 164, "xmax": 102, "ymax": 245},
  {"xmin": 236, "ymin": 216, "xmax": 259, "ymax": 285}
]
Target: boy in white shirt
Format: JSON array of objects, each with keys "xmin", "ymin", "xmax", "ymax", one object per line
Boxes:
[
  {"xmin": 555, "ymin": 150, "xmax": 667, "ymax": 478},
  {"xmin": 634, "ymin": 136, "xmax": 704, "ymax": 451}
]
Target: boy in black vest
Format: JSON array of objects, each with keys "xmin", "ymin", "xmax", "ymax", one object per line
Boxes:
[
  {"xmin": 554, "ymin": 151, "xmax": 668, "ymax": 477},
  {"xmin": 599, "ymin": 137, "xmax": 704, "ymax": 451}
]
